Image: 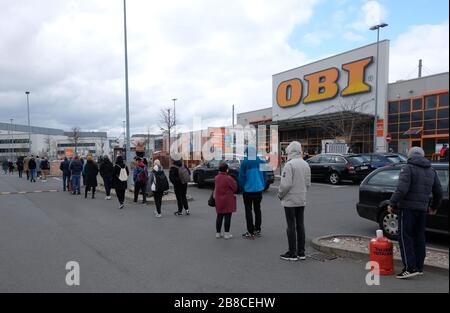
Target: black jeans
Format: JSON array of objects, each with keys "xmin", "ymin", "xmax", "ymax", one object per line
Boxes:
[
  {"xmin": 216, "ymin": 213, "xmax": 232, "ymax": 233},
  {"xmin": 18, "ymin": 170, "xmax": 23, "ymax": 178},
  {"xmin": 26, "ymin": 170, "xmax": 30, "ymax": 180},
  {"xmin": 398, "ymin": 209, "xmax": 427, "ymax": 272},
  {"xmin": 134, "ymin": 182, "xmax": 147, "ymax": 203},
  {"xmin": 85, "ymin": 186, "xmax": 96, "ymax": 198},
  {"xmin": 103, "ymin": 177, "xmax": 112, "ymax": 196},
  {"xmin": 284, "ymin": 206, "xmax": 306, "ymax": 256},
  {"xmin": 153, "ymin": 191, "xmax": 163, "ymax": 214},
  {"xmin": 116, "ymin": 188, "xmax": 126, "ymax": 204},
  {"xmin": 63, "ymin": 174, "xmax": 70, "ymax": 191},
  {"xmin": 243, "ymin": 192, "xmax": 263, "ymax": 234},
  {"xmin": 174, "ymin": 183, "xmax": 189, "ymax": 213}
]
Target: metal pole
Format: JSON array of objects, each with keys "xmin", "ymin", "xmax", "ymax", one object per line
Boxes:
[
  {"xmin": 373, "ymin": 27, "xmax": 380, "ymax": 153},
  {"xmin": 25, "ymin": 91, "xmax": 31, "ymax": 154},
  {"xmin": 232, "ymin": 104, "xmax": 235, "ymax": 127},
  {"xmin": 10, "ymin": 119, "xmax": 13, "ymax": 162},
  {"xmin": 418, "ymin": 59, "xmax": 422, "ymax": 78},
  {"xmin": 123, "ymin": 0, "xmax": 132, "ymax": 184}
]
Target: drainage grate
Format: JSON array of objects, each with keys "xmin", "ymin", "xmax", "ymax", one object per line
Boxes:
[{"xmin": 307, "ymin": 252, "xmax": 337, "ymax": 262}]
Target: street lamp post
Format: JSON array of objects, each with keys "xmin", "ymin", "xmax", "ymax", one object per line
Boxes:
[
  {"xmin": 123, "ymin": 0, "xmax": 132, "ymax": 179},
  {"xmin": 370, "ymin": 22, "xmax": 388, "ymax": 153},
  {"xmin": 10, "ymin": 119, "xmax": 13, "ymax": 162},
  {"xmin": 25, "ymin": 91, "xmax": 31, "ymax": 154}
]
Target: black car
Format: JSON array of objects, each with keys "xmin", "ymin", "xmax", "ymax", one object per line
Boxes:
[
  {"xmin": 359, "ymin": 153, "xmax": 407, "ymax": 171},
  {"xmin": 357, "ymin": 163, "xmax": 449, "ymax": 239},
  {"xmin": 192, "ymin": 159, "xmax": 275, "ymax": 191},
  {"xmin": 306, "ymin": 153, "xmax": 372, "ymax": 185}
]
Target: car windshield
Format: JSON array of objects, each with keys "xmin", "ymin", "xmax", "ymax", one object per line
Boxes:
[
  {"xmin": 367, "ymin": 169, "xmax": 401, "ymax": 187},
  {"xmin": 347, "ymin": 156, "xmax": 365, "ymax": 165},
  {"xmin": 436, "ymin": 169, "xmax": 449, "ymax": 191},
  {"xmin": 386, "ymin": 155, "xmax": 405, "ymax": 164}
]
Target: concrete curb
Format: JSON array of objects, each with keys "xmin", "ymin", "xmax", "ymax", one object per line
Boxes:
[{"xmin": 312, "ymin": 234, "xmax": 449, "ymax": 275}]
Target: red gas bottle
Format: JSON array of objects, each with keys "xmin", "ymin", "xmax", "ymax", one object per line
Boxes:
[{"xmin": 369, "ymin": 230, "xmax": 394, "ymax": 275}]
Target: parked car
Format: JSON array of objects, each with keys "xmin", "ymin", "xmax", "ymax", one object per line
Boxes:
[
  {"xmin": 192, "ymin": 158, "xmax": 275, "ymax": 191},
  {"xmin": 306, "ymin": 153, "xmax": 372, "ymax": 185},
  {"xmin": 359, "ymin": 153, "xmax": 407, "ymax": 171},
  {"xmin": 356, "ymin": 163, "xmax": 449, "ymax": 239}
]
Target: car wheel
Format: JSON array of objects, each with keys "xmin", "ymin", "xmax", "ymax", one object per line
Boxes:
[
  {"xmin": 328, "ymin": 171, "xmax": 340, "ymax": 185},
  {"xmin": 378, "ymin": 209, "xmax": 399, "ymax": 240}
]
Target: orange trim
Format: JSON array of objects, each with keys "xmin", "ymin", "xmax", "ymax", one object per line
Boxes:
[
  {"xmin": 422, "ymin": 89, "xmax": 448, "ymax": 96},
  {"xmin": 422, "ymin": 134, "xmax": 449, "ymax": 139}
]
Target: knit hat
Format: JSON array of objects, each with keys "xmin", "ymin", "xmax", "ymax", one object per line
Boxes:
[{"xmin": 408, "ymin": 146, "xmax": 425, "ymax": 158}]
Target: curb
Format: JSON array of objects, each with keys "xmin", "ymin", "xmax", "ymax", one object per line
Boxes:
[{"xmin": 312, "ymin": 234, "xmax": 449, "ymax": 275}]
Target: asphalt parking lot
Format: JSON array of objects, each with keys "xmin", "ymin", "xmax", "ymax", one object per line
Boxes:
[{"xmin": 0, "ymin": 174, "xmax": 448, "ymax": 292}]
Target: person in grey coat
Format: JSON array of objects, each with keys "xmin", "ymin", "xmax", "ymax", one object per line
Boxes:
[
  {"xmin": 388, "ymin": 147, "xmax": 443, "ymax": 279},
  {"xmin": 278, "ymin": 141, "xmax": 311, "ymax": 261}
]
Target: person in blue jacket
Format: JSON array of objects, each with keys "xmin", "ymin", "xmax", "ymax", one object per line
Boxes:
[{"xmin": 238, "ymin": 145, "xmax": 267, "ymax": 239}]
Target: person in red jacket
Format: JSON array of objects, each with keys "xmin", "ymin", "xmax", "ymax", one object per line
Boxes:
[{"xmin": 214, "ymin": 162, "xmax": 238, "ymax": 239}]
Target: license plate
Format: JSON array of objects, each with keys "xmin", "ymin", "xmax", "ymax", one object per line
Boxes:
[{"xmin": 359, "ymin": 166, "xmax": 368, "ymax": 170}]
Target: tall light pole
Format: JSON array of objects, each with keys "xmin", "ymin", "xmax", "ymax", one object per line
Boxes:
[
  {"xmin": 123, "ymin": 0, "xmax": 131, "ymax": 174},
  {"xmin": 25, "ymin": 91, "xmax": 31, "ymax": 154},
  {"xmin": 10, "ymin": 118, "xmax": 13, "ymax": 161},
  {"xmin": 370, "ymin": 22, "xmax": 388, "ymax": 153},
  {"xmin": 172, "ymin": 98, "xmax": 177, "ymax": 143}
]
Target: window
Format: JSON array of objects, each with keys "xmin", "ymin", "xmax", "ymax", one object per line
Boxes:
[
  {"xmin": 386, "ymin": 155, "xmax": 406, "ymax": 164},
  {"xmin": 399, "ymin": 113, "xmax": 410, "ymax": 123},
  {"xmin": 332, "ymin": 156, "xmax": 346, "ymax": 164},
  {"xmin": 438, "ymin": 108, "xmax": 449, "ymax": 119},
  {"xmin": 439, "ymin": 93, "xmax": 449, "ymax": 107},
  {"xmin": 388, "ymin": 115, "xmax": 398, "ymax": 124},
  {"xmin": 412, "ymin": 98, "xmax": 423, "ymax": 111},
  {"xmin": 307, "ymin": 156, "xmax": 321, "ymax": 164},
  {"xmin": 424, "ymin": 120, "xmax": 437, "ymax": 130},
  {"xmin": 347, "ymin": 156, "xmax": 365, "ymax": 165},
  {"xmin": 388, "ymin": 124, "xmax": 398, "ymax": 133},
  {"xmin": 411, "ymin": 111, "xmax": 422, "ymax": 122},
  {"xmin": 319, "ymin": 156, "xmax": 332, "ymax": 163},
  {"xmin": 437, "ymin": 119, "xmax": 449, "ymax": 129},
  {"xmin": 367, "ymin": 169, "xmax": 401, "ymax": 187},
  {"xmin": 388, "ymin": 101, "xmax": 399, "ymax": 114},
  {"xmin": 425, "ymin": 95, "xmax": 438, "ymax": 110},
  {"xmin": 424, "ymin": 110, "xmax": 436, "ymax": 120},
  {"xmin": 400, "ymin": 100, "xmax": 411, "ymax": 112},
  {"xmin": 399, "ymin": 123, "xmax": 410, "ymax": 132},
  {"xmin": 436, "ymin": 169, "xmax": 449, "ymax": 191}
]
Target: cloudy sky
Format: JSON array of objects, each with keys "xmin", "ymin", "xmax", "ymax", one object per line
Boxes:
[{"xmin": 1, "ymin": 0, "xmax": 448, "ymax": 137}]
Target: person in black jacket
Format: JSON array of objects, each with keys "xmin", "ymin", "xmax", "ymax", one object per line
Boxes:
[
  {"xmin": 83, "ymin": 155, "xmax": 99, "ymax": 199},
  {"xmin": 169, "ymin": 159, "xmax": 190, "ymax": 216},
  {"xmin": 16, "ymin": 157, "xmax": 24, "ymax": 178},
  {"xmin": 99, "ymin": 156, "xmax": 114, "ymax": 200},
  {"xmin": 60, "ymin": 157, "xmax": 71, "ymax": 191},
  {"xmin": 28, "ymin": 156, "xmax": 37, "ymax": 182},
  {"xmin": 388, "ymin": 147, "xmax": 443, "ymax": 279},
  {"xmin": 113, "ymin": 155, "xmax": 129, "ymax": 209}
]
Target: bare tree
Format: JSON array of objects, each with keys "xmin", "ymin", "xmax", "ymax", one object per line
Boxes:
[
  {"xmin": 159, "ymin": 108, "xmax": 175, "ymax": 151},
  {"xmin": 313, "ymin": 96, "xmax": 373, "ymax": 148},
  {"xmin": 68, "ymin": 127, "xmax": 81, "ymax": 155}
]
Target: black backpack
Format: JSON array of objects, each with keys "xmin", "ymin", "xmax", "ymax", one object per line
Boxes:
[{"xmin": 154, "ymin": 170, "xmax": 169, "ymax": 192}]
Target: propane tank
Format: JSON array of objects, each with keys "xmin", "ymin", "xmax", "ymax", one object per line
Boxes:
[{"xmin": 369, "ymin": 230, "xmax": 394, "ymax": 275}]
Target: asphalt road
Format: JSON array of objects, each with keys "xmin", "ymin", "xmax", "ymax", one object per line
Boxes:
[{"xmin": 0, "ymin": 173, "xmax": 448, "ymax": 293}]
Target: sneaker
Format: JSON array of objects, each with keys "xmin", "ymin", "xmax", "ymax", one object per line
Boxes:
[
  {"xmin": 224, "ymin": 233, "xmax": 233, "ymax": 240},
  {"xmin": 298, "ymin": 254, "xmax": 307, "ymax": 261},
  {"xmin": 174, "ymin": 212, "xmax": 183, "ymax": 216},
  {"xmin": 242, "ymin": 232, "xmax": 255, "ymax": 239},
  {"xmin": 107, "ymin": 196, "xmax": 111, "ymax": 200},
  {"xmin": 417, "ymin": 270, "xmax": 424, "ymax": 276},
  {"xmin": 254, "ymin": 230, "xmax": 262, "ymax": 237},
  {"xmin": 185, "ymin": 210, "xmax": 190, "ymax": 215},
  {"xmin": 216, "ymin": 233, "xmax": 223, "ymax": 239},
  {"xmin": 280, "ymin": 252, "xmax": 299, "ymax": 261},
  {"xmin": 119, "ymin": 204, "xmax": 124, "ymax": 210},
  {"xmin": 396, "ymin": 269, "xmax": 419, "ymax": 279},
  {"xmin": 155, "ymin": 213, "xmax": 162, "ymax": 218},
  {"xmin": 105, "ymin": 196, "xmax": 109, "ymax": 200}
]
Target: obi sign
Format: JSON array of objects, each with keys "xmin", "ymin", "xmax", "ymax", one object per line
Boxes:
[{"xmin": 272, "ymin": 41, "xmax": 389, "ymax": 121}]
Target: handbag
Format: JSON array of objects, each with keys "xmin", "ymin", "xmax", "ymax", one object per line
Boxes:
[{"xmin": 208, "ymin": 191, "xmax": 215, "ymax": 207}]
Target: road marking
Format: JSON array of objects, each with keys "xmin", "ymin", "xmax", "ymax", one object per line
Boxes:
[{"xmin": 0, "ymin": 190, "xmax": 61, "ymax": 196}]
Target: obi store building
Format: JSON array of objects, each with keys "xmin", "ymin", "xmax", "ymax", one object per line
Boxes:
[{"xmin": 237, "ymin": 41, "xmax": 449, "ymax": 159}]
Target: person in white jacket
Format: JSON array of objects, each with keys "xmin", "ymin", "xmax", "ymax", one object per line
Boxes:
[{"xmin": 278, "ymin": 141, "xmax": 311, "ymax": 261}]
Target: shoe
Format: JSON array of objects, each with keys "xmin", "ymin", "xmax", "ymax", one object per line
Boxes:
[
  {"xmin": 155, "ymin": 213, "xmax": 162, "ymax": 218},
  {"xmin": 242, "ymin": 232, "xmax": 255, "ymax": 239},
  {"xmin": 417, "ymin": 270, "xmax": 424, "ymax": 276},
  {"xmin": 174, "ymin": 212, "xmax": 183, "ymax": 216},
  {"xmin": 224, "ymin": 233, "xmax": 233, "ymax": 240},
  {"xmin": 119, "ymin": 204, "xmax": 124, "ymax": 210},
  {"xmin": 298, "ymin": 254, "xmax": 307, "ymax": 261},
  {"xmin": 254, "ymin": 230, "xmax": 261, "ymax": 237},
  {"xmin": 280, "ymin": 252, "xmax": 299, "ymax": 261},
  {"xmin": 216, "ymin": 233, "xmax": 223, "ymax": 239},
  {"xmin": 185, "ymin": 210, "xmax": 190, "ymax": 215},
  {"xmin": 396, "ymin": 269, "xmax": 420, "ymax": 279}
]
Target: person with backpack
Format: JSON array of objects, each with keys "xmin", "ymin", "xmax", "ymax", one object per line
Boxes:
[
  {"xmin": 16, "ymin": 157, "xmax": 24, "ymax": 178},
  {"xmin": 149, "ymin": 159, "xmax": 169, "ymax": 218},
  {"xmin": 169, "ymin": 158, "xmax": 191, "ymax": 216},
  {"xmin": 113, "ymin": 155, "xmax": 129, "ymax": 209},
  {"xmin": 214, "ymin": 162, "xmax": 238, "ymax": 239},
  {"xmin": 238, "ymin": 145, "xmax": 267, "ymax": 239},
  {"xmin": 133, "ymin": 159, "xmax": 148, "ymax": 204},
  {"xmin": 60, "ymin": 157, "xmax": 71, "ymax": 192},
  {"xmin": 83, "ymin": 155, "xmax": 99, "ymax": 199},
  {"xmin": 28, "ymin": 156, "xmax": 37, "ymax": 182},
  {"xmin": 99, "ymin": 156, "xmax": 114, "ymax": 200},
  {"xmin": 69, "ymin": 155, "xmax": 83, "ymax": 195},
  {"xmin": 40, "ymin": 157, "xmax": 50, "ymax": 182}
]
